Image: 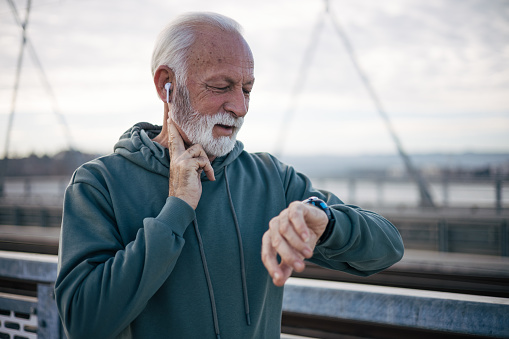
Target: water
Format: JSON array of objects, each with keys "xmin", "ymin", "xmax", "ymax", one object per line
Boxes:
[
  {"xmin": 2, "ymin": 176, "xmax": 70, "ymax": 206},
  {"xmin": 311, "ymin": 178, "xmax": 507, "ymax": 209},
  {"xmin": 2, "ymin": 176, "xmax": 507, "ymax": 209}
]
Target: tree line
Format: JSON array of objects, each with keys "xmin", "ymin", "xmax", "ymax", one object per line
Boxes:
[{"xmin": 0, "ymin": 150, "xmax": 99, "ymax": 177}]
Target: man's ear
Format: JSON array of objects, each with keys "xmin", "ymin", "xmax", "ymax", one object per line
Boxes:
[{"xmin": 154, "ymin": 65, "xmax": 175, "ymax": 102}]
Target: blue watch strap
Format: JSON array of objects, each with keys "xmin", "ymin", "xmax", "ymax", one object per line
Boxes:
[{"xmin": 302, "ymin": 197, "xmax": 335, "ymax": 244}]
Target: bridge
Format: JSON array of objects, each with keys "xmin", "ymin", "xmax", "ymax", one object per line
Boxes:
[{"xmin": 0, "ymin": 174, "xmax": 508, "ymax": 338}]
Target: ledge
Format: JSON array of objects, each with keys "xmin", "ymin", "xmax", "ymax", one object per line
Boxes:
[
  {"xmin": 0, "ymin": 251, "xmax": 58, "ymax": 283},
  {"xmin": 283, "ymin": 277, "xmax": 509, "ymax": 338}
]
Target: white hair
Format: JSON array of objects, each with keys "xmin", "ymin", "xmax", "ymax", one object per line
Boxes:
[{"xmin": 151, "ymin": 12, "xmax": 243, "ymax": 85}]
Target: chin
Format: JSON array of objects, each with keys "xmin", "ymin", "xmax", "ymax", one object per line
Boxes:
[{"xmin": 203, "ymin": 136, "xmax": 237, "ymax": 157}]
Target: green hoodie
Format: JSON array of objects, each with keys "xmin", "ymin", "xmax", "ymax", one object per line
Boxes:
[{"xmin": 55, "ymin": 122, "xmax": 404, "ymax": 339}]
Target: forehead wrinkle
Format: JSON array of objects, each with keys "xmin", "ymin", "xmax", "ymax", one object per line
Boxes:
[
  {"xmin": 204, "ymin": 73, "xmax": 255, "ymax": 86},
  {"xmin": 207, "ymin": 58, "xmax": 253, "ymax": 75},
  {"xmin": 201, "ymin": 56, "xmax": 254, "ymax": 83}
]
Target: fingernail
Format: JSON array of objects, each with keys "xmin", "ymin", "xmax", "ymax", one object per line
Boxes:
[
  {"xmin": 304, "ymin": 248, "xmax": 313, "ymax": 257},
  {"xmin": 302, "ymin": 232, "xmax": 309, "ymax": 241},
  {"xmin": 295, "ymin": 261, "xmax": 304, "ymax": 270},
  {"xmin": 274, "ymin": 272, "xmax": 281, "ymax": 280}
]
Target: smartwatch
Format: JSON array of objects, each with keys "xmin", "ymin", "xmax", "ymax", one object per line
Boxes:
[{"xmin": 302, "ymin": 196, "xmax": 335, "ymax": 244}]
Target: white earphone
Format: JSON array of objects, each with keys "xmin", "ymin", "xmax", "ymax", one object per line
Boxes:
[{"xmin": 164, "ymin": 83, "xmax": 172, "ymax": 103}]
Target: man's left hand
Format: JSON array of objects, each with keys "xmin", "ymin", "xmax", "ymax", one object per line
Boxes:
[{"xmin": 261, "ymin": 201, "xmax": 329, "ymax": 286}]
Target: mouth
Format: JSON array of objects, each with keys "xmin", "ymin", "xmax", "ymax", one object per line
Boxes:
[{"xmin": 215, "ymin": 124, "xmax": 235, "ymax": 136}]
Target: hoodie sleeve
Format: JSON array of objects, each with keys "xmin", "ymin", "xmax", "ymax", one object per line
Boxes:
[
  {"xmin": 54, "ymin": 172, "xmax": 195, "ymax": 338},
  {"xmin": 276, "ymin": 158, "xmax": 404, "ymax": 276}
]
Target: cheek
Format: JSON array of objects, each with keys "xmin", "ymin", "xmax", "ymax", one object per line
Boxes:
[{"xmin": 194, "ymin": 95, "xmax": 226, "ymax": 115}]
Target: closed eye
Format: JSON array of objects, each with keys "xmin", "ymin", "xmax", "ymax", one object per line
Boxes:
[{"xmin": 209, "ymin": 85, "xmax": 229, "ymax": 92}]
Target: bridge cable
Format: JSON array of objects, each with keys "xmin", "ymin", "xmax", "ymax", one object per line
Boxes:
[
  {"xmin": 326, "ymin": 1, "xmax": 434, "ymax": 207},
  {"xmin": 6, "ymin": 0, "xmax": 75, "ymax": 152},
  {"xmin": 275, "ymin": 0, "xmax": 434, "ymax": 207},
  {"xmin": 0, "ymin": 0, "xmax": 32, "ymax": 197},
  {"xmin": 273, "ymin": 8, "xmax": 326, "ymax": 157}
]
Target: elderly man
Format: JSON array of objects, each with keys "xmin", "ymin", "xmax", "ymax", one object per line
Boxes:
[{"xmin": 55, "ymin": 12, "xmax": 404, "ymax": 339}]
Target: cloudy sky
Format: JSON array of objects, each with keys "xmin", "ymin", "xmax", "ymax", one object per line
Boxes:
[{"xmin": 0, "ymin": 0, "xmax": 508, "ymax": 157}]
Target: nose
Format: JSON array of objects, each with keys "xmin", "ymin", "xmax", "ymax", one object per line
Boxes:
[{"xmin": 224, "ymin": 88, "xmax": 248, "ymax": 118}]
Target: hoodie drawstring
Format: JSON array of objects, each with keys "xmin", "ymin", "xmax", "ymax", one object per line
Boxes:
[
  {"xmin": 193, "ymin": 219, "xmax": 221, "ymax": 339},
  {"xmin": 192, "ymin": 165, "xmax": 251, "ymax": 339},
  {"xmin": 224, "ymin": 165, "xmax": 251, "ymax": 326}
]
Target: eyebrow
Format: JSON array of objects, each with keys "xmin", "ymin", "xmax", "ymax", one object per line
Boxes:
[{"xmin": 206, "ymin": 75, "xmax": 255, "ymax": 86}]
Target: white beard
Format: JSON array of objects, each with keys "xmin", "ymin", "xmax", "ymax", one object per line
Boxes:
[
  {"xmin": 175, "ymin": 110, "xmax": 243, "ymax": 157},
  {"xmin": 170, "ymin": 83, "xmax": 244, "ymax": 157}
]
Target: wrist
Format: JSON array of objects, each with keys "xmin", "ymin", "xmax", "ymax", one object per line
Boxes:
[{"xmin": 302, "ymin": 196, "xmax": 335, "ymax": 245}]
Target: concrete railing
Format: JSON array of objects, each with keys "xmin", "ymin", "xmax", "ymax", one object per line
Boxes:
[
  {"xmin": 283, "ymin": 278, "xmax": 509, "ymax": 338},
  {"xmin": 1, "ymin": 251, "xmax": 508, "ymax": 338},
  {"xmin": 0, "ymin": 251, "xmax": 63, "ymax": 339}
]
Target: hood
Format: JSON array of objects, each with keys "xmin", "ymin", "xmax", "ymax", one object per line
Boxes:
[{"xmin": 114, "ymin": 122, "xmax": 244, "ymax": 178}]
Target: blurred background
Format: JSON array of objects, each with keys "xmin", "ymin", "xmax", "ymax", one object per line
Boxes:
[
  {"xmin": 1, "ymin": 0, "xmax": 508, "ymax": 156},
  {"xmin": 0, "ymin": 0, "xmax": 508, "ymax": 337},
  {"xmin": 1, "ymin": 0, "xmax": 508, "ymax": 209}
]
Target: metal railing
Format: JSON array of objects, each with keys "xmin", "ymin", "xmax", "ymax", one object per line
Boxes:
[
  {"xmin": 387, "ymin": 212, "xmax": 509, "ymax": 257},
  {"xmin": 2, "ymin": 205, "xmax": 508, "ymax": 257},
  {"xmin": 311, "ymin": 174, "xmax": 507, "ymax": 212},
  {"xmin": 1, "ymin": 174, "xmax": 507, "ymax": 211}
]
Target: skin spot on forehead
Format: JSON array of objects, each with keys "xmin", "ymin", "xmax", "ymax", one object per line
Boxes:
[{"xmin": 186, "ymin": 26, "xmax": 255, "ymax": 83}]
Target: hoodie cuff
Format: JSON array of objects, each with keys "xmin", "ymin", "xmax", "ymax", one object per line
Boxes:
[
  {"xmin": 155, "ymin": 196, "xmax": 196, "ymax": 237},
  {"xmin": 316, "ymin": 208, "xmax": 352, "ymax": 250}
]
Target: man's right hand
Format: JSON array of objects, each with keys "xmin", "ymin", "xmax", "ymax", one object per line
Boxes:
[{"xmin": 168, "ymin": 119, "xmax": 215, "ymax": 209}]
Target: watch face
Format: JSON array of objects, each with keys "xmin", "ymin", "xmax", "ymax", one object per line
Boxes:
[
  {"xmin": 304, "ymin": 197, "xmax": 326, "ymax": 207},
  {"xmin": 303, "ymin": 197, "xmax": 332, "ymax": 219}
]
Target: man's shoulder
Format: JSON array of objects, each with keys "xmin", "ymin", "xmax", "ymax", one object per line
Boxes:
[
  {"xmin": 70, "ymin": 153, "xmax": 124, "ymax": 186},
  {"xmin": 239, "ymin": 150, "xmax": 278, "ymax": 166},
  {"xmin": 236, "ymin": 150, "xmax": 292, "ymax": 175},
  {"xmin": 77, "ymin": 152, "xmax": 122, "ymax": 170}
]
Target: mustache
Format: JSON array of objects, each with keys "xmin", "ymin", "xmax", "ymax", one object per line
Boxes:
[
  {"xmin": 189, "ymin": 111, "xmax": 244, "ymax": 129},
  {"xmin": 212, "ymin": 113, "xmax": 244, "ymax": 128}
]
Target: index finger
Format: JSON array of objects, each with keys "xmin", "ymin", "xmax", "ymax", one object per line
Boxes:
[
  {"xmin": 188, "ymin": 145, "xmax": 215, "ymax": 182},
  {"xmin": 288, "ymin": 202, "xmax": 310, "ymax": 241},
  {"xmin": 261, "ymin": 231, "xmax": 292, "ymax": 286},
  {"xmin": 168, "ymin": 119, "xmax": 185, "ymax": 158}
]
